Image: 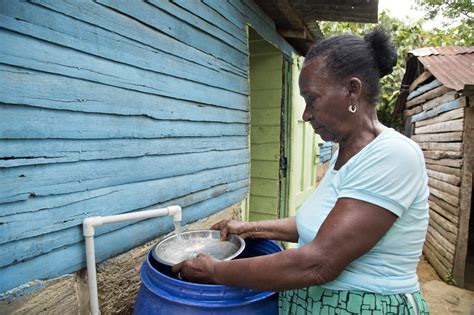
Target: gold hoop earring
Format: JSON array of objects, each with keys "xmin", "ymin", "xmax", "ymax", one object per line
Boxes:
[{"xmin": 348, "ymin": 103, "xmax": 357, "ymax": 113}]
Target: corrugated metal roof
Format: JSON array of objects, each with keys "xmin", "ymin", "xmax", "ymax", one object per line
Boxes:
[
  {"xmin": 410, "ymin": 46, "xmax": 474, "ymax": 57},
  {"xmin": 395, "ymin": 46, "xmax": 474, "ymax": 113},
  {"xmin": 409, "ymin": 46, "xmax": 474, "ymax": 91}
]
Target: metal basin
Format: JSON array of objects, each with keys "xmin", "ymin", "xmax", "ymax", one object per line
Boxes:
[{"xmin": 152, "ymin": 230, "xmax": 245, "ymax": 266}]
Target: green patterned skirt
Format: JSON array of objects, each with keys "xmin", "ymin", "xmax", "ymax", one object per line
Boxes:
[{"xmin": 279, "ymin": 285, "xmax": 429, "ymax": 314}]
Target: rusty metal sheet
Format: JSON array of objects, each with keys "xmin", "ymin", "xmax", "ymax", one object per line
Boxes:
[{"xmin": 411, "ymin": 46, "xmax": 474, "ymax": 91}]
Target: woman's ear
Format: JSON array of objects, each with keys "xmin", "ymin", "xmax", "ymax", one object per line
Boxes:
[{"xmin": 348, "ymin": 77, "xmax": 362, "ymax": 101}]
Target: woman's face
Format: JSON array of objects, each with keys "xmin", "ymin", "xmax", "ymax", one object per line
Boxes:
[{"xmin": 299, "ymin": 58, "xmax": 351, "ymax": 142}]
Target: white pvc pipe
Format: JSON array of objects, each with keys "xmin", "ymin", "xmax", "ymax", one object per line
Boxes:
[{"xmin": 83, "ymin": 205, "xmax": 182, "ymax": 315}]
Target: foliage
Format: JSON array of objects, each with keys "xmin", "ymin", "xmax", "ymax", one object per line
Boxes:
[
  {"xmin": 319, "ymin": 10, "xmax": 473, "ymax": 131},
  {"xmin": 445, "ymin": 271, "xmax": 457, "ymax": 286},
  {"xmin": 415, "ymin": 0, "xmax": 473, "ymax": 24}
]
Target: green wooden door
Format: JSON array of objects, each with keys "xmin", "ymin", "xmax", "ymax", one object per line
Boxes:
[
  {"xmin": 287, "ymin": 55, "xmax": 320, "ymax": 218},
  {"xmin": 246, "ymin": 29, "xmax": 283, "ymax": 221}
]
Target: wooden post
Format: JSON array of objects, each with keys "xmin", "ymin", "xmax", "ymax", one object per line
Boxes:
[{"xmin": 453, "ymin": 104, "xmax": 473, "ymax": 287}]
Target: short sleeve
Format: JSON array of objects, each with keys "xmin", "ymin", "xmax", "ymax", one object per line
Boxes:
[{"xmin": 338, "ymin": 137, "xmax": 426, "ymax": 217}]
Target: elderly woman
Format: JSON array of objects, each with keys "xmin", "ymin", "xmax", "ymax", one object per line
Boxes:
[{"xmin": 173, "ymin": 27, "xmax": 430, "ymax": 314}]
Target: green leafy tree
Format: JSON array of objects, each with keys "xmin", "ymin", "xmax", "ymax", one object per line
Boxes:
[
  {"xmin": 415, "ymin": 0, "xmax": 473, "ymax": 25},
  {"xmin": 319, "ymin": 10, "xmax": 473, "ymax": 131}
]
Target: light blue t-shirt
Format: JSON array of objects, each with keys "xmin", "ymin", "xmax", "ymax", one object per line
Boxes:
[{"xmin": 296, "ymin": 128, "xmax": 429, "ymax": 294}]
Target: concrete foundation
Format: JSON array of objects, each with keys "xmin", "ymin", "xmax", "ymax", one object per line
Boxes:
[{"xmin": 0, "ymin": 204, "xmax": 241, "ymax": 314}]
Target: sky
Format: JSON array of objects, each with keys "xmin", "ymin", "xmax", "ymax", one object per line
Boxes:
[{"xmin": 378, "ymin": 0, "xmax": 448, "ymax": 29}]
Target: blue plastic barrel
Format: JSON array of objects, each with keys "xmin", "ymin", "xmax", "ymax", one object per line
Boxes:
[{"xmin": 134, "ymin": 239, "xmax": 283, "ymax": 314}]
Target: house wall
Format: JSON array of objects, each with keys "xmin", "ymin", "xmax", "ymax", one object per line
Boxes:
[
  {"xmin": 248, "ymin": 29, "xmax": 283, "ymax": 221},
  {"xmin": 403, "ymin": 77, "xmax": 468, "ymax": 283},
  {"xmin": 0, "ymin": 0, "xmax": 294, "ymax": 297},
  {"xmin": 0, "ymin": 206, "xmax": 240, "ymax": 314}
]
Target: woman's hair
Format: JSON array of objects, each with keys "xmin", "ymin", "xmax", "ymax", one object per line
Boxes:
[{"xmin": 304, "ymin": 27, "xmax": 397, "ymax": 104}]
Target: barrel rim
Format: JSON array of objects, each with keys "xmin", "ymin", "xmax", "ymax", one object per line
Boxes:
[{"xmin": 139, "ymin": 239, "xmax": 283, "ymax": 307}]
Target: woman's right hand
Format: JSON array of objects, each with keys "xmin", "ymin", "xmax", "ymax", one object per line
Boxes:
[{"xmin": 210, "ymin": 219, "xmax": 254, "ymax": 241}]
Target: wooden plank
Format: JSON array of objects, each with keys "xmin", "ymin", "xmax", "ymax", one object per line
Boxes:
[
  {"xmin": 251, "ymin": 143, "xmax": 280, "ymax": 161},
  {"xmin": 251, "ymin": 126, "xmax": 280, "ymax": 144},
  {"xmin": 0, "ymin": 187, "xmax": 248, "ymax": 293},
  {"xmin": 425, "ymin": 233, "xmax": 454, "ymax": 270},
  {"xmin": 0, "ymin": 162, "xmax": 247, "ymax": 218},
  {"xmin": 147, "ymin": 0, "xmax": 247, "ymax": 53},
  {"xmin": 0, "ymin": 137, "xmax": 247, "ymax": 168},
  {"xmin": 250, "ymin": 38, "xmax": 283, "ymax": 55},
  {"xmin": 29, "ymin": 0, "xmax": 246, "ymax": 77},
  {"xmin": 425, "ymin": 157, "xmax": 462, "ymax": 168},
  {"xmin": 249, "ymin": 195, "xmax": 278, "ymax": 215},
  {"xmin": 423, "ymin": 150, "xmax": 463, "ymax": 160},
  {"xmin": 202, "ymin": 0, "xmax": 246, "ymax": 30},
  {"xmin": 250, "ymin": 178, "xmax": 279, "ymax": 198},
  {"xmin": 453, "ymin": 105, "xmax": 473, "ymax": 288},
  {"xmin": 0, "ymin": 65, "xmax": 248, "ymax": 122},
  {"xmin": 415, "ymin": 118, "xmax": 464, "ymax": 134},
  {"xmin": 0, "ymin": 165, "xmax": 249, "ymax": 243},
  {"xmin": 241, "ymin": 0, "xmax": 276, "ymax": 31},
  {"xmin": 428, "ymin": 177, "xmax": 460, "ymax": 197},
  {"xmin": 250, "ymin": 53, "xmax": 283, "ymax": 72},
  {"xmin": 0, "ymin": 104, "xmax": 247, "ymax": 140},
  {"xmin": 0, "ymin": 3, "xmax": 247, "ymax": 95},
  {"xmin": 407, "ymin": 79, "xmax": 442, "ymax": 101},
  {"xmin": 429, "ymin": 199, "xmax": 459, "ymax": 225},
  {"xmin": 429, "ymin": 209, "xmax": 458, "ymax": 242},
  {"xmin": 423, "ymin": 91, "xmax": 458, "ymax": 111},
  {"xmin": 227, "ymin": 0, "xmax": 293, "ymax": 57},
  {"xmin": 424, "ymin": 239, "xmax": 450, "ymax": 278},
  {"xmin": 418, "ymin": 142, "xmax": 462, "ymax": 152},
  {"xmin": 250, "ymin": 160, "xmax": 279, "ymax": 179},
  {"xmin": 411, "ymin": 98, "xmax": 463, "ymax": 123},
  {"xmin": 250, "ymin": 70, "xmax": 283, "ymax": 90},
  {"xmin": 172, "ymin": 0, "xmax": 246, "ymax": 42},
  {"xmin": 429, "ymin": 186, "xmax": 459, "ymax": 207},
  {"xmin": 249, "ymin": 212, "xmax": 277, "ymax": 221},
  {"xmin": 250, "ymin": 89, "xmax": 282, "ymax": 108},
  {"xmin": 251, "ymin": 108, "xmax": 281, "ymax": 126},
  {"xmin": 406, "ymin": 85, "xmax": 452, "ymax": 108},
  {"xmin": 412, "ymin": 132, "xmax": 463, "ymax": 143},
  {"xmin": 0, "ymin": 175, "xmax": 249, "ymax": 267},
  {"xmin": 415, "ymin": 108, "xmax": 464, "ymax": 128},
  {"xmin": 427, "ymin": 169, "xmax": 461, "ymax": 186},
  {"xmin": 429, "ymin": 194, "xmax": 460, "ymax": 216},
  {"xmin": 409, "ymin": 71, "xmax": 433, "ymax": 92},
  {"xmin": 97, "ymin": 0, "xmax": 247, "ymax": 69},
  {"xmin": 0, "ymin": 30, "xmax": 248, "ymax": 110},
  {"xmin": 0, "ymin": 148, "xmax": 249, "ymax": 204},
  {"xmin": 404, "ymin": 105, "xmax": 423, "ymax": 117},
  {"xmin": 426, "ymin": 164, "xmax": 461, "ymax": 177},
  {"xmin": 427, "ymin": 226, "xmax": 455, "ymax": 256}
]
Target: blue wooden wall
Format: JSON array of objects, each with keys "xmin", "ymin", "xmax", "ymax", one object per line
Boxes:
[{"xmin": 0, "ymin": 0, "xmax": 293, "ymax": 293}]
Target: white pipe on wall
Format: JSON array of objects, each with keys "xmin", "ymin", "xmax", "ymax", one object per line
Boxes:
[{"xmin": 83, "ymin": 205, "xmax": 182, "ymax": 315}]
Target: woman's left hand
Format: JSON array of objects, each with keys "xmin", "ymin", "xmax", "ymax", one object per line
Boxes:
[{"xmin": 172, "ymin": 253, "xmax": 219, "ymax": 284}]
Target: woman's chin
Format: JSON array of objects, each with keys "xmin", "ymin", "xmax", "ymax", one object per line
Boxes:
[{"xmin": 315, "ymin": 129, "xmax": 333, "ymax": 142}]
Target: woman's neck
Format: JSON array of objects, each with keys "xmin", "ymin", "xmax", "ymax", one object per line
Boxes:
[{"xmin": 334, "ymin": 119, "xmax": 386, "ymax": 170}]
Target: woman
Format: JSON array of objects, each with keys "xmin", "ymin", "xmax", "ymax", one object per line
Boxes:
[{"xmin": 173, "ymin": 27, "xmax": 430, "ymax": 314}]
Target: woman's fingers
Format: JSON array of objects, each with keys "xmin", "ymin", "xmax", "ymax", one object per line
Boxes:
[
  {"xmin": 171, "ymin": 261, "xmax": 184, "ymax": 273},
  {"xmin": 171, "ymin": 254, "xmax": 217, "ymax": 284},
  {"xmin": 210, "ymin": 220, "xmax": 225, "ymax": 230},
  {"xmin": 210, "ymin": 220, "xmax": 231, "ymax": 240}
]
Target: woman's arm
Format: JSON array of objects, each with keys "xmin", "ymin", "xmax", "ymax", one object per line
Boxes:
[
  {"xmin": 173, "ymin": 198, "xmax": 397, "ymax": 291},
  {"xmin": 211, "ymin": 217, "xmax": 298, "ymax": 243}
]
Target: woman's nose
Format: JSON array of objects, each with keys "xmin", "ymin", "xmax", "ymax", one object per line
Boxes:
[{"xmin": 302, "ymin": 107, "xmax": 313, "ymax": 122}]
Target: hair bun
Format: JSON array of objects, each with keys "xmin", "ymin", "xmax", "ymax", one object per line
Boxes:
[{"xmin": 364, "ymin": 27, "xmax": 397, "ymax": 78}]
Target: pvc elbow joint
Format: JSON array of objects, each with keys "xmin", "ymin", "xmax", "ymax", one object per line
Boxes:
[
  {"xmin": 169, "ymin": 205, "xmax": 182, "ymax": 222},
  {"xmin": 83, "ymin": 216, "xmax": 103, "ymax": 237}
]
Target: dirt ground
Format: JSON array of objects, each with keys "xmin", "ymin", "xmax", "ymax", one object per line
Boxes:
[{"xmin": 417, "ymin": 255, "xmax": 474, "ymax": 314}]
